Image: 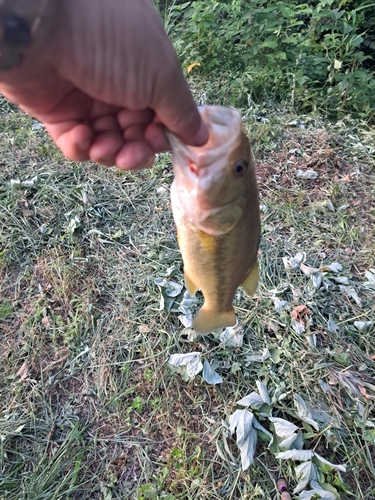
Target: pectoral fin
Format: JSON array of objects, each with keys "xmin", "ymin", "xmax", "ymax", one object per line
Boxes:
[
  {"xmin": 197, "ymin": 203, "xmax": 244, "ymax": 235},
  {"xmin": 193, "ymin": 306, "xmax": 236, "ymax": 335},
  {"xmin": 241, "ymin": 262, "xmax": 259, "ymax": 296},
  {"xmin": 184, "ymin": 272, "xmax": 198, "ymax": 296}
]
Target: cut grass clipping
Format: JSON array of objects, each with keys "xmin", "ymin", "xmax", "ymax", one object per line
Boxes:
[{"xmin": 1, "ymin": 91, "xmax": 374, "ymax": 500}]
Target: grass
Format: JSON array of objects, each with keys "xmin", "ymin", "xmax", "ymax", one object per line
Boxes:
[{"xmin": 0, "ymin": 86, "xmax": 374, "ymax": 500}]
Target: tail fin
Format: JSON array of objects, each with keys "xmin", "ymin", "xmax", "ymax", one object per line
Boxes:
[{"xmin": 193, "ymin": 306, "xmax": 236, "ymax": 335}]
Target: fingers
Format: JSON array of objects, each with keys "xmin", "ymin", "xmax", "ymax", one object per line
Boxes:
[
  {"xmin": 89, "ymin": 131, "xmax": 124, "ymax": 166},
  {"xmin": 45, "ymin": 111, "xmax": 159, "ymax": 169},
  {"xmin": 45, "ymin": 122, "xmax": 94, "ymax": 161},
  {"xmin": 145, "ymin": 122, "xmax": 170, "ymax": 153},
  {"xmin": 115, "ymin": 140, "xmax": 155, "ymax": 170}
]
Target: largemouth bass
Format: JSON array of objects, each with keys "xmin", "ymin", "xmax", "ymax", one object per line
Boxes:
[{"xmin": 169, "ymin": 106, "xmax": 260, "ymax": 334}]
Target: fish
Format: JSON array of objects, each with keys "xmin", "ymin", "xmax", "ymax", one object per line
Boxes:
[{"xmin": 168, "ymin": 105, "xmax": 261, "ymax": 335}]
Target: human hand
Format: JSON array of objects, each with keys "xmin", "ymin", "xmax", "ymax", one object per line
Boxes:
[{"xmin": 0, "ymin": 0, "xmax": 208, "ymax": 169}]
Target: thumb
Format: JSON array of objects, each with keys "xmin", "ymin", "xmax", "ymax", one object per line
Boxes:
[{"xmin": 154, "ymin": 68, "xmax": 209, "ymax": 147}]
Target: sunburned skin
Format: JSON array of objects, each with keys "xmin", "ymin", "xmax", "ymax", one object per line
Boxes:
[{"xmin": 169, "ymin": 106, "xmax": 261, "ymax": 334}]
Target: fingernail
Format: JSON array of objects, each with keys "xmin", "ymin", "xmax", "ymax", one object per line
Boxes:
[{"xmin": 194, "ymin": 120, "xmax": 209, "ymax": 147}]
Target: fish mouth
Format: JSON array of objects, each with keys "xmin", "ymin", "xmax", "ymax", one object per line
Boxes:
[{"xmin": 167, "ymin": 106, "xmax": 243, "ymax": 176}]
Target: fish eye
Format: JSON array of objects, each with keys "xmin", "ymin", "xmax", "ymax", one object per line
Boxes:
[{"xmin": 233, "ymin": 160, "xmax": 248, "ymax": 176}]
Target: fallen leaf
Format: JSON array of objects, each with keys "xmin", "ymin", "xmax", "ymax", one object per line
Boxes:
[
  {"xmin": 359, "ymin": 386, "xmax": 371, "ymax": 400},
  {"xmin": 237, "ymin": 392, "xmax": 264, "ymax": 409},
  {"xmin": 294, "ymin": 394, "xmax": 320, "ymax": 431},
  {"xmin": 294, "ymin": 461, "xmax": 318, "ymax": 493},
  {"xmin": 269, "ymin": 417, "xmax": 299, "ymax": 438},
  {"xmin": 229, "ymin": 409, "xmax": 257, "ymax": 470},
  {"xmin": 221, "ymin": 324, "xmax": 244, "ymax": 347},
  {"xmin": 339, "ymin": 285, "xmax": 361, "ymax": 306},
  {"xmin": 42, "ymin": 316, "xmax": 50, "ymax": 327},
  {"xmin": 296, "ymin": 169, "xmax": 318, "ymax": 180},
  {"xmin": 16, "ymin": 362, "xmax": 29, "ymax": 381},
  {"xmin": 300, "ymin": 263, "xmax": 319, "ymax": 276},
  {"xmin": 291, "ymin": 305, "xmax": 311, "ymax": 324},
  {"xmin": 276, "ymin": 449, "xmax": 314, "ymax": 461},
  {"xmin": 187, "ymin": 62, "xmax": 201, "ymax": 73},
  {"xmin": 202, "ymin": 360, "xmax": 223, "ymax": 385},
  {"xmin": 168, "ymin": 352, "xmax": 203, "ymax": 380},
  {"xmin": 256, "ymin": 380, "xmax": 271, "ymax": 405}
]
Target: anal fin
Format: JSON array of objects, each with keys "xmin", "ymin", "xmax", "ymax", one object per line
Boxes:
[
  {"xmin": 241, "ymin": 262, "xmax": 259, "ymax": 296},
  {"xmin": 193, "ymin": 306, "xmax": 236, "ymax": 335},
  {"xmin": 184, "ymin": 272, "xmax": 198, "ymax": 296}
]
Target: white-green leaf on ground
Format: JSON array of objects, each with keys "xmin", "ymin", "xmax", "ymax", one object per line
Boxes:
[
  {"xmin": 301, "ymin": 480, "xmax": 337, "ymax": 500},
  {"xmin": 319, "ymin": 380, "xmax": 333, "ymax": 394},
  {"xmin": 307, "ymin": 334, "xmax": 317, "ymax": 348},
  {"xmin": 178, "ymin": 314, "xmax": 193, "ymax": 327},
  {"xmin": 289, "ymin": 252, "xmax": 305, "ymax": 269},
  {"xmin": 294, "ymin": 394, "xmax": 320, "ymax": 431},
  {"xmin": 354, "ymin": 321, "xmax": 373, "ymax": 331},
  {"xmin": 312, "ymin": 275, "xmax": 322, "ymax": 289},
  {"xmin": 310, "ymin": 408, "xmax": 334, "ymax": 427},
  {"xmin": 363, "ymin": 269, "xmax": 375, "ymax": 289},
  {"xmin": 279, "ymin": 431, "xmax": 304, "ymax": 450},
  {"xmin": 168, "ymin": 352, "xmax": 203, "ymax": 380},
  {"xmin": 269, "ymin": 417, "xmax": 298, "ymax": 438},
  {"xmin": 313, "ymin": 452, "xmax": 346, "ymax": 472},
  {"xmin": 252, "ymin": 417, "xmax": 274, "ymax": 446},
  {"xmin": 298, "ymin": 486, "xmax": 335, "ymax": 500},
  {"xmin": 292, "ymin": 320, "xmax": 305, "ymax": 335},
  {"xmin": 327, "ymin": 315, "xmax": 339, "ymax": 333},
  {"xmin": 273, "ymin": 298, "xmax": 289, "ymax": 313},
  {"xmin": 256, "ymin": 380, "xmax": 271, "ymax": 405},
  {"xmin": 332, "ymin": 276, "xmax": 350, "ymax": 285},
  {"xmin": 326, "ymin": 199, "xmax": 335, "ymax": 212},
  {"xmin": 327, "ymin": 263, "xmax": 342, "ymax": 273},
  {"xmin": 294, "ymin": 461, "xmax": 318, "ymax": 493},
  {"xmin": 339, "ymin": 285, "xmax": 361, "ymax": 306},
  {"xmin": 67, "ymin": 215, "xmax": 81, "ymax": 235},
  {"xmin": 298, "ymin": 492, "xmax": 316, "ymax": 500},
  {"xmin": 236, "ymin": 392, "xmax": 264, "ymax": 409},
  {"xmin": 220, "ymin": 324, "xmax": 244, "ymax": 347},
  {"xmin": 155, "ymin": 279, "xmax": 184, "ymax": 298},
  {"xmin": 22, "ymin": 179, "xmax": 36, "ymax": 188},
  {"xmin": 296, "ymin": 169, "xmax": 318, "ymax": 180},
  {"xmin": 229, "ymin": 409, "xmax": 257, "ymax": 470},
  {"xmin": 166, "ymin": 265, "xmax": 178, "ymax": 276},
  {"xmin": 155, "ymin": 278, "xmax": 184, "ymax": 312},
  {"xmin": 202, "ymin": 360, "xmax": 223, "ymax": 385},
  {"xmin": 276, "ymin": 449, "xmax": 314, "ymax": 461},
  {"xmin": 246, "ymin": 348, "xmax": 271, "ymax": 362},
  {"xmin": 300, "ymin": 263, "xmax": 319, "ymax": 276},
  {"xmin": 177, "ymin": 291, "xmax": 198, "ymax": 327}
]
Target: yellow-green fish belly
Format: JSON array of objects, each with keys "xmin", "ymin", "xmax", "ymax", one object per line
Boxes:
[{"xmin": 177, "ymin": 212, "xmax": 259, "ymax": 314}]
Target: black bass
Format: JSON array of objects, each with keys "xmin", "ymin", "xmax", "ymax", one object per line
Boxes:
[{"xmin": 169, "ymin": 106, "xmax": 260, "ymax": 334}]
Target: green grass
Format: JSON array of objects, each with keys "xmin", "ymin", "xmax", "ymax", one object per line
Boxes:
[{"xmin": 1, "ymin": 90, "xmax": 374, "ymax": 500}]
